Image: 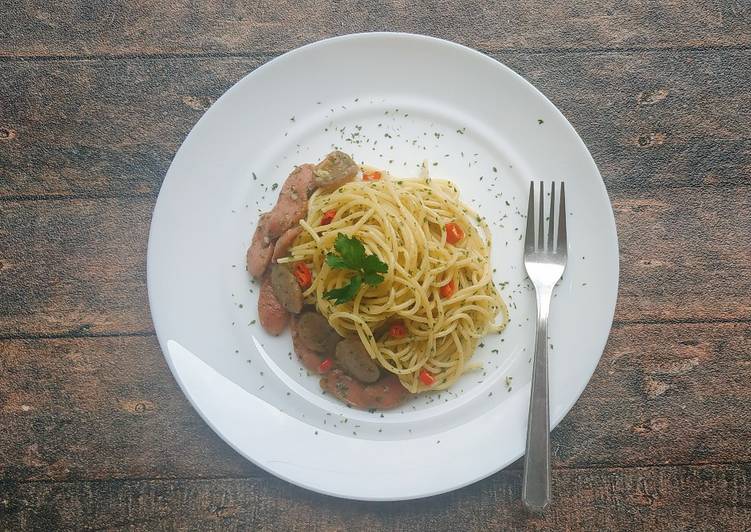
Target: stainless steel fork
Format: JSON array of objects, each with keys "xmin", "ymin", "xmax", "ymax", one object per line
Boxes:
[{"xmin": 522, "ymin": 181, "xmax": 567, "ymax": 512}]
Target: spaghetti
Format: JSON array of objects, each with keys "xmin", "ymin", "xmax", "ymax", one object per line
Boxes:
[{"xmin": 279, "ymin": 166, "xmax": 508, "ymax": 393}]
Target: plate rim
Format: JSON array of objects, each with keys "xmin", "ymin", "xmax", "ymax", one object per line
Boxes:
[{"xmin": 146, "ymin": 31, "xmax": 620, "ymax": 501}]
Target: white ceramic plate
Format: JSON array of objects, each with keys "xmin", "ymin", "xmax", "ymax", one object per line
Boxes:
[{"xmin": 147, "ymin": 33, "xmax": 618, "ymax": 501}]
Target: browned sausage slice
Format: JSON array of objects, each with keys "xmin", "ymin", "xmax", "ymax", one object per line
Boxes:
[
  {"xmin": 364, "ymin": 373, "xmax": 411, "ymax": 409},
  {"xmin": 271, "ymin": 225, "xmax": 303, "ymax": 263},
  {"xmin": 270, "ymin": 264, "xmax": 303, "ymax": 314},
  {"xmin": 266, "ymin": 164, "xmax": 316, "ymax": 238},
  {"xmin": 313, "ymin": 150, "xmax": 358, "ymax": 192},
  {"xmin": 257, "ymin": 274, "xmax": 289, "ymax": 336},
  {"xmin": 291, "ymin": 315, "xmax": 325, "ymax": 373},
  {"xmin": 320, "ymin": 370, "xmax": 410, "ymax": 410},
  {"xmin": 334, "ymin": 337, "xmax": 380, "ymax": 384},
  {"xmin": 296, "ymin": 312, "xmax": 341, "ymax": 353},
  {"xmin": 246, "ymin": 213, "xmax": 273, "ymax": 279}
]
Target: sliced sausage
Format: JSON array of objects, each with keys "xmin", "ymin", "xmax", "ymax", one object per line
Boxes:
[
  {"xmin": 334, "ymin": 337, "xmax": 380, "ymax": 384},
  {"xmin": 296, "ymin": 311, "xmax": 341, "ymax": 353},
  {"xmin": 258, "ymin": 274, "xmax": 289, "ymax": 335},
  {"xmin": 291, "ymin": 315, "xmax": 325, "ymax": 373},
  {"xmin": 313, "ymin": 150, "xmax": 358, "ymax": 192},
  {"xmin": 246, "ymin": 213, "xmax": 273, "ymax": 279},
  {"xmin": 320, "ymin": 369, "xmax": 410, "ymax": 410},
  {"xmin": 270, "ymin": 263, "xmax": 303, "ymax": 314},
  {"xmin": 271, "ymin": 225, "xmax": 303, "ymax": 263},
  {"xmin": 266, "ymin": 164, "xmax": 316, "ymax": 238}
]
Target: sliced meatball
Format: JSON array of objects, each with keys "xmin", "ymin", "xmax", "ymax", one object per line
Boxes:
[
  {"xmin": 271, "ymin": 225, "xmax": 303, "ymax": 263},
  {"xmin": 246, "ymin": 213, "xmax": 273, "ymax": 279},
  {"xmin": 266, "ymin": 164, "xmax": 316, "ymax": 238},
  {"xmin": 270, "ymin": 264, "xmax": 304, "ymax": 314},
  {"xmin": 258, "ymin": 274, "xmax": 289, "ymax": 335},
  {"xmin": 335, "ymin": 337, "xmax": 380, "ymax": 384},
  {"xmin": 291, "ymin": 315, "xmax": 325, "ymax": 373},
  {"xmin": 313, "ymin": 150, "xmax": 358, "ymax": 192},
  {"xmin": 296, "ymin": 311, "xmax": 341, "ymax": 353},
  {"xmin": 320, "ymin": 370, "xmax": 410, "ymax": 410}
]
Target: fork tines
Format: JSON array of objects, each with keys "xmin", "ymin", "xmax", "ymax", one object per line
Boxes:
[{"xmin": 525, "ymin": 181, "xmax": 567, "ymax": 255}]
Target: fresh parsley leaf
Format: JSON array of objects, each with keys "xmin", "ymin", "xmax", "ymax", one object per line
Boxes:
[
  {"xmin": 323, "ymin": 233, "xmax": 389, "ymax": 304},
  {"xmin": 362, "ymin": 253, "xmax": 388, "ymax": 274},
  {"xmin": 334, "ymin": 233, "xmax": 365, "ymax": 269},
  {"xmin": 363, "ymin": 272, "xmax": 384, "ymax": 286},
  {"xmin": 324, "ymin": 274, "xmax": 362, "ymax": 305},
  {"xmin": 325, "ymin": 253, "xmax": 348, "ymax": 270}
]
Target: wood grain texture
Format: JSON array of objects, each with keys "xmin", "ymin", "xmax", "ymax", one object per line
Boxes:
[
  {"xmin": 1, "ymin": 1, "xmax": 750, "ymax": 58},
  {"xmin": 1, "ymin": 184, "xmax": 748, "ymax": 339},
  {"xmin": 0, "ymin": 199, "xmax": 152, "ymax": 338},
  {"xmin": 1, "ymin": 50, "xmax": 749, "ymax": 200},
  {"xmin": 614, "ymin": 186, "xmax": 751, "ymax": 323},
  {"xmin": 1, "ymin": 464, "xmax": 749, "ymax": 531},
  {"xmin": 1, "ymin": 322, "xmax": 748, "ymax": 482},
  {"xmin": 554, "ymin": 321, "xmax": 751, "ymax": 468},
  {"xmin": 0, "ymin": 335, "xmax": 254, "ymax": 483}
]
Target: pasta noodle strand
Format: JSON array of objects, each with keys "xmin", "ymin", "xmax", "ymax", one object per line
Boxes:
[{"xmin": 280, "ymin": 170, "xmax": 509, "ymax": 393}]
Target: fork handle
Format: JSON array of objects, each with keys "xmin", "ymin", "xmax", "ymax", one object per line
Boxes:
[{"xmin": 522, "ymin": 285, "xmax": 552, "ymax": 512}]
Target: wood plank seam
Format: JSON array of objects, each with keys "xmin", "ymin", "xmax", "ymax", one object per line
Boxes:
[
  {"xmin": 2, "ymin": 44, "xmax": 751, "ymax": 63},
  {"xmin": 0, "ymin": 460, "xmax": 748, "ymax": 486},
  {"xmin": 0, "ymin": 330, "xmax": 156, "ymax": 342},
  {"xmin": 3, "ymin": 179, "xmax": 751, "ymax": 204},
  {"xmin": 0, "ymin": 193, "xmax": 159, "ymax": 203},
  {"xmin": 4, "ymin": 315, "xmax": 751, "ymax": 342}
]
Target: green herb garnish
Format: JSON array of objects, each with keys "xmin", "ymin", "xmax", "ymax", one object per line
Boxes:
[{"xmin": 323, "ymin": 233, "xmax": 388, "ymax": 304}]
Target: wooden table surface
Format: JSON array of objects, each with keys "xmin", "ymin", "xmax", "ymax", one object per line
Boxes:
[{"xmin": 1, "ymin": 2, "xmax": 750, "ymax": 530}]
